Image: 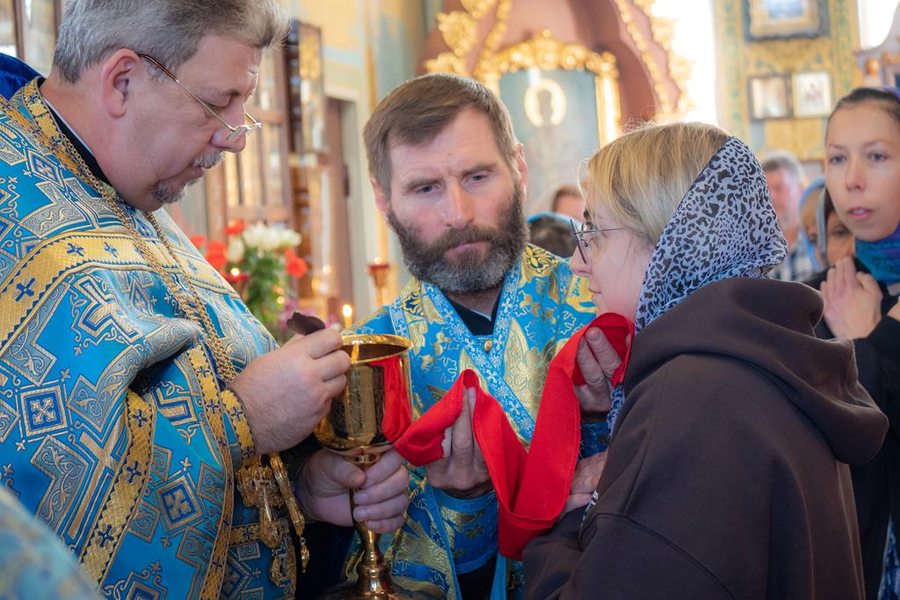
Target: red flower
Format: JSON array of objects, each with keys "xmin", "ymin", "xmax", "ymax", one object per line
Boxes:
[
  {"xmin": 205, "ymin": 251, "xmax": 227, "ymax": 271},
  {"xmin": 225, "ymin": 220, "xmax": 246, "ymax": 236},
  {"xmin": 189, "ymin": 235, "xmax": 207, "ymax": 250},
  {"xmin": 286, "ymin": 256, "xmax": 308, "ymax": 278},
  {"xmin": 205, "ymin": 240, "xmax": 228, "ymax": 271},
  {"xmin": 207, "ymin": 240, "xmax": 227, "ymax": 255}
]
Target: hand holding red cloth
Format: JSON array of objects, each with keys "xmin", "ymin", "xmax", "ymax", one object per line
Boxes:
[{"xmin": 390, "ymin": 313, "xmax": 633, "ymax": 559}]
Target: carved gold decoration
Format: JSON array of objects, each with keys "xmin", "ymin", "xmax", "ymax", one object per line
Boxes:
[
  {"xmin": 425, "ymin": 0, "xmax": 690, "ymax": 123},
  {"xmin": 425, "ymin": 0, "xmax": 514, "ymax": 78},
  {"xmin": 438, "ymin": 11, "xmax": 478, "ymax": 57},
  {"xmin": 473, "ymin": 0, "xmax": 514, "ymax": 81},
  {"xmin": 478, "ymin": 30, "xmax": 622, "ymax": 144},
  {"xmin": 764, "ymin": 118, "xmax": 826, "ymax": 161},
  {"xmin": 478, "ymin": 30, "xmax": 618, "ymax": 88},
  {"xmin": 610, "ymin": 0, "xmax": 672, "ymax": 117},
  {"xmin": 461, "ymin": 0, "xmax": 497, "ymax": 19},
  {"xmin": 423, "ymin": 52, "xmax": 469, "ymax": 76},
  {"xmin": 637, "ymin": 1, "xmax": 694, "ymax": 115},
  {"xmin": 598, "ymin": 0, "xmax": 693, "ymax": 118},
  {"xmin": 299, "ymin": 34, "xmax": 322, "ymax": 81}
]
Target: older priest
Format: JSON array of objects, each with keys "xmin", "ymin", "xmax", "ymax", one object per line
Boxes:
[{"xmin": 0, "ymin": 1, "xmax": 409, "ymax": 598}]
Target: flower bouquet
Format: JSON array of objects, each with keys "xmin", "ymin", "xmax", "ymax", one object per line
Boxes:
[{"xmin": 191, "ymin": 220, "xmax": 308, "ymax": 341}]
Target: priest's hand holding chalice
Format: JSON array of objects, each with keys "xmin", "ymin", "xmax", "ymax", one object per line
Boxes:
[{"xmin": 302, "ymin": 323, "xmax": 421, "ymax": 599}]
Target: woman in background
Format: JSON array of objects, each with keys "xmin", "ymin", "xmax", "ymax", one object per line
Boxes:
[
  {"xmin": 816, "ymin": 86, "xmax": 900, "ymax": 599},
  {"xmin": 816, "ymin": 188, "xmax": 856, "ymax": 268},
  {"xmin": 799, "ymin": 177, "xmax": 824, "ymax": 271}
]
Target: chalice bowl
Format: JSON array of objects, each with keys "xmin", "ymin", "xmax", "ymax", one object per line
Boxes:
[{"xmin": 314, "ymin": 334, "xmax": 417, "ymax": 600}]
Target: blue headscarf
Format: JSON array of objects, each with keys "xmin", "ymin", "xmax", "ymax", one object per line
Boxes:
[
  {"xmin": 856, "ymin": 226, "xmax": 900, "ymax": 286},
  {"xmin": 607, "ymin": 136, "xmax": 788, "ymax": 431},
  {"xmin": 799, "ymin": 177, "xmax": 825, "ymax": 272},
  {"xmin": 526, "ymin": 211, "xmax": 581, "ymax": 226}
]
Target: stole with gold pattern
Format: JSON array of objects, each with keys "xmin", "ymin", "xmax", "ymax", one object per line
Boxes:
[
  {"xmin": 349, "ymin": 244, "xmax": 600, "ymax": 600},
  {"xmin": 0, "ymin": 79, "xmax": 296, "ymax": 599}
]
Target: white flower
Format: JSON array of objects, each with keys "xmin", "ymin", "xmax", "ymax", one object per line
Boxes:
[
  {"xmin": 241, "ymin": 222, "xmax": 302, "ymax": 252},
  {"xmin": 226, "ymin": 237, "xmax": 245, "ymax": 263},
  {"xmin": 276, "ymin": 228, "xmax": 302, "ymax": 249},
  {"xmin": 241, "ymin": 223, "xmax": 269, "ymax": 250}
]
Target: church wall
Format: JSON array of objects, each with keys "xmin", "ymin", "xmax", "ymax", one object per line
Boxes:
[
  {"xmin": 285, "ymin": 0, "xmax": 429, "ymax": 315},
  {"xmin": 714, "ymin": 0, "xmax": 860, "ymax": 169}
]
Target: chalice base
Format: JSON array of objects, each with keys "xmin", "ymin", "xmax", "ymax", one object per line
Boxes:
[{"xmin": 318, "ymin": 576, "xmax": 432, "ymax": 600}]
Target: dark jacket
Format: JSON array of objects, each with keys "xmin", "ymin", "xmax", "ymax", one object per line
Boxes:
[
  {"xmin": 524, "ymin": 278, "xmax": 888, "ymax": 599},
  {"xmin": 805, "ymin": 262, "xmax": 900, "ymax": 598}
]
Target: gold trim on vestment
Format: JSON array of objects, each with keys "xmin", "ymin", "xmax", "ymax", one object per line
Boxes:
[{"xmin": 79, "ymin": 390, "xmax": 156, "ymax": 583}]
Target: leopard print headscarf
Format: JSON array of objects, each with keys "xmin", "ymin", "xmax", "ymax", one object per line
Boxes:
[{"xmin": 608, "ymin": 135, "xmax": 787, "ymax": 432}]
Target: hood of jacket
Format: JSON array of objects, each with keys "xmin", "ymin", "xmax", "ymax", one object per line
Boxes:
[{"xmin": 625, "ymin": 277, "xmax": 887, "ymax": 466}]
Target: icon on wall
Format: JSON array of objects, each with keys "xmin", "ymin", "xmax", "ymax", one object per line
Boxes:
[
  {"xmin": 749, "ymin": 74, "xmax": 791, "ymax": 120},
  {"xmin": 791, "ymin": 70, "xmax": 833, "ymax": 118},
  {"xmin": 745, "ymin": 0, "xmax": 828, "ymax": 40}
]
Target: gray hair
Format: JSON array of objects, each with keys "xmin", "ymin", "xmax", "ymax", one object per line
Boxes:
[
  {"xmin": 53, "ymin": 0, "xmax": 290, "ymax": 83},
  {"xmin": 758, "ymin": 150, "xmax": 804, "ymax": 181}
]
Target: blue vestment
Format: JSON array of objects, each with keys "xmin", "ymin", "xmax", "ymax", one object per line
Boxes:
[
  {"xmin": 0, "ymin": 78, "xmax": 296, "ymax": 598},
  {"xmin": 349, "ymin": 245, "xmax": 600, "ymax": 599}
]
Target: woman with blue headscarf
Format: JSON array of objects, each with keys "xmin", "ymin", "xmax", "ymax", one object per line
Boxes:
[
  {"xmin": 799, "ymin": 176, "xmax": 825, "ymax": 271},
  {"xmin": 523, "ymin": 122, "xmax": 887, "ymax": 598},
  {"xmin": 813, "ymin": 86, "xmax": 900, "ymax": 600}
]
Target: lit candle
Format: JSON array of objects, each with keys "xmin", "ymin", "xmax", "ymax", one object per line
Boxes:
[{"xmin": 341, "ymin": 303, "xmax": 354, "ymax": 329}]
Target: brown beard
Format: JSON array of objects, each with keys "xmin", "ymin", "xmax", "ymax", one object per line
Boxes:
[{"xmin": 387, "ymin": 182, "xmax": 527, "ymax": 293}]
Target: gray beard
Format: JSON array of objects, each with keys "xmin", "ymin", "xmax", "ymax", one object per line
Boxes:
[
  {"xmin": 152, "ymin": 153, "xmax": 223, "ymax": 206},
  {"xmin": 152, "ymin": 181, "xmax": 186, "ymax": 205},
  {"xmin": 387, "ymin": 183, "xmax": 527, "ymax": 293}
]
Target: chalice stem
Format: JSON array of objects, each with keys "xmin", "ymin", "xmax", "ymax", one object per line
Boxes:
[{"xmin": 347, "ymin": 453, "xmax": 397, "ymax": 599}]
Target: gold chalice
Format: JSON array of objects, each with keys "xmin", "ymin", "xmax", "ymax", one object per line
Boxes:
[{"xmin": 314, "ymin": 334, "xmax": 419, "ymax": 600}]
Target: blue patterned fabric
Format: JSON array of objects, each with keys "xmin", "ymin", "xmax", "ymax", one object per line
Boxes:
[
  {"xmin": 350, "ymin": 244, "xmax": 596, "ymax": 599},
  {"xmin": 0, "ymin": 485, "xmax": 101, "ymax": 599},
  {"xmin": 884, "ymin": 522, "xmax": 900, "ymax": 600},
  {"xmin": 0, "ymin": 79, "xmax": 297, "ymax": 599},
  {"xmin": 856, "ymin": 224, "xmax": 900, "ymax": 286}
]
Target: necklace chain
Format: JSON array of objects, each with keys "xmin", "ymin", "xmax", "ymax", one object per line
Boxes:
[
  {"xmin": 82, "ymin": 158, "xmax": 238, "ymax": 383},
  {"xmin": 5, "ymin": 85, "xmax": 309, "ymax": 580},
  {"xmin": 32, "ymin": 102, "xmax": 238, "ymax": 385}
]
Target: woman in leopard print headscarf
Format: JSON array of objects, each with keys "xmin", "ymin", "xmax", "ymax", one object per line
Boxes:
[{"xmin": 524, "ymin": 122, "xmax": 887, "ymax": 599}]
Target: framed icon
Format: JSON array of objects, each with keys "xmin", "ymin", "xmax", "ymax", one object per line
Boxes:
[
  {"xmin": 745, "ymin": 0, "xmax": 828, "ymax": 40},
  {"xmin": 791, "ymin": 70, "xmax": 833, "ymax": 118},
  {"xmin": 749, "ymin": 75, "xmax": 791, "ymax": 120}
]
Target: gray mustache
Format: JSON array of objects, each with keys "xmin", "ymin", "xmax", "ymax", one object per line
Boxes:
[{"xmin": 192, "ymin": 153, "xmax": 223, "ymax": 169}]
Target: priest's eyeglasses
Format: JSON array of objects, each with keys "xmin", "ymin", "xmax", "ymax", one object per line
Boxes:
[
  {"xmin": 570, "ymin": 219, "xmax": 624, "ymax": 264},
  {"xmin": 138, "ymin": 53, "xmax": 262, "ymax": 142}
]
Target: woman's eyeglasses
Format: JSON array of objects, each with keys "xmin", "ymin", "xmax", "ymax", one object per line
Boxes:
[{"xmin": 569, "ymin": 219, "xmax": 624, "ymax": 264}]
